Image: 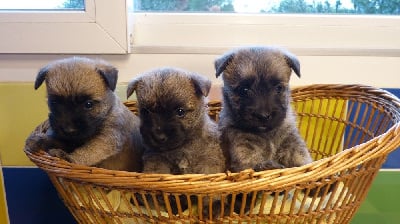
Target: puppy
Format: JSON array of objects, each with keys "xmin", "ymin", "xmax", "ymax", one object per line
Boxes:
[
  {"xmin": 215, "ymin": 46, "xmax": 313, "ymax": 173},
  {"xmin": 127, "ymin": 67, "xmax": 226, "ymax": 174},
  {"xmin": 215, "ymin": 46, "xmax": 315, "ymax": 214},
  {"xmin": 25, "ymin": 57, "xmax": 144, "ymax": 172},
  {"xmin": 127, "ymin": 67, "xmax": 227, "ymax": 219}
]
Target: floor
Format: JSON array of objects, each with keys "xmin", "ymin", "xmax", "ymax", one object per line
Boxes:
[{"xmin": 352, "ymin": 171, "xmax": 400, "ymax": 224}]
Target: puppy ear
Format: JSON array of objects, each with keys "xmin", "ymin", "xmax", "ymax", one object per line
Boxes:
[
  {"xmin": 34, "ymin": 66, "xmax": 48, "ymax": 90},
  {"xmin": 190, "ymin": 74, "xmax": 211, "ymax": 97},
  {"xmin": 96, "ymin": 65, "xmax": 118, "ymax": 91},
  {"xmin": 283, "ymin": 51, "xmax": 301, "ymax": 78},
  {"xmin": 126, "ymin": 77, "xmax": 140, "ymax": 99},
  {"xmin": 214, "ymin": 53, "xmax": 234, "ymax": 78}
]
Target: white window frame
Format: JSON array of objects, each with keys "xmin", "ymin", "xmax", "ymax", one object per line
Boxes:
[
  {"xmin": 0, "ymin": 0, "xmax": 398, "ymax": 57},
  {"xmin": 0, "ymin": 0, "xmax": 130, "ymax": 54},
  {"xmin": 130, "ymin": 13, "xmax": 400, "ymax": 56}
]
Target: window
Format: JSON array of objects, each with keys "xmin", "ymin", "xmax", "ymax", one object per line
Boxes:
[
  {"xmin": 0, "ymin": 0, "xmax": 130, "ymax": 54},
  {"xmin": 130, "ymin": 0, "xmax": 400, "ymax": 56},
  {"xmin": 0, "ymin": 0, "xmax": 84, "ymax": 10},
  {"xmin": 133, "ymin": 0, "xmax": 400, "ymax": 15},
  {"xmin": 0, "ymin": 0, "xmax": 398, "ymax": 56}
]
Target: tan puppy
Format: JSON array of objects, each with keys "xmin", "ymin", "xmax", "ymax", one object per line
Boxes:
[
  {"xmin": 127, "ymin": 67, "xmax": 227, "ymax": 219},
  {"xmin": 127, "ymin": 67, "xmax": 226, "ymax": 174},
  {"xmin": 25, "ymin": 57, "xmax": 144, "ymax": 172},
  {"xmin": 215, "ymin": 46, "xmax": 313, "ymax": 172},
  {"xmin": 215, "ymin": 46, "xmax": 315, "ymax": 213}
]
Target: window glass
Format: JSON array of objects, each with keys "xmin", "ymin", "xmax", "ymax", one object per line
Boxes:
[
  {"xmin": 0, "ymin": 0, "xmax": 129, "ymax": 54},
  {"xmin": 133, "ymin": 0, "xmax": 400, "ymax": 15},
  {"xmin": 0, "ymin": 0, "xmax": 84, "ymax": 10}
]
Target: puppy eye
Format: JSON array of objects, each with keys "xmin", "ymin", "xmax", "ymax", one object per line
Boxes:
[
  {"xmin": 49, "ymin": 100, "xmax": 58, "ymax": 106},
  {"xmin": 275, "ymin": 84, "xmax": 284, "ymax": 93},
  {"xmin": 84, "ymin": 100, "xmax": 94, "ymax": 109},
  {"xmin": 48, "ymin": 97, "xmax": 60, "ymax": 106},
  {"xmin": 238, "ymin": 87, "xmax": 250, "ymax": 97},
  {"xmin": 176, "ymin": 108, "xmax": 186, "ymax": 117}
]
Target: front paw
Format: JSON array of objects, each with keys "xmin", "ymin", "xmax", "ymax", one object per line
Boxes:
[
  {"xmin": 254, "ymin": 160, "xmax": 285, "ymax": 171},
  {"xmin": 25, "ymin": 134, "xmax": 48, "ymax": 152},
  {"xmin": 48, "ymin": 148, "xmax": 71, "ymax": 162}
]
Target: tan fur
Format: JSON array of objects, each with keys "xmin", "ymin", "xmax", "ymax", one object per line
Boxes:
[
  {"xmin": 215, "ymin": 46, "xmax": 312, "ymax": 172},
  {"xmin": 26, "ymin": 57, "xmax": 144, "ymax": 172},
  {"xmin": 127, "ymin": 67, "xmax": 226, "ymax": 174},
  {"xmin": 127, "ymin": 67, "xmax": 227, "ymax": 218}
]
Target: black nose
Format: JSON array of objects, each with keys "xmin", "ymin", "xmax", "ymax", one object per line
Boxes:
[
  {"xmin": 254, "ymin": 112, "xmax": 272, "ymax": 121},
  {"xmin": 61, "ymin": 126, "xmax": 79, "ymax": 136},
  {"xmin": 153, "ymin": 132, "xmax": 167, "ymax": 143},
  {"xmin": 153, "ymin": 127, "xmax": 168, "ymax": 143}
]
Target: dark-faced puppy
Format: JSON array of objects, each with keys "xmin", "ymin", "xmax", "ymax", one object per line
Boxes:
[
  {"xmin": 215, "ymin": 46, "xmax": 315, "ymax": 214},
  {"xmin": 127, "ymin": 67, "xmax": 227, "ymax": 219},
  {"xmin": 26, "ymin": 57, "xmax": 144, "ymax": 172},
  {"xmin": 127, "ymin": 67, "xmax": 226, "ymax": 174},
  {"xmin": 215, "ymin": 46, "xmax": 313, "ymax": 172}
]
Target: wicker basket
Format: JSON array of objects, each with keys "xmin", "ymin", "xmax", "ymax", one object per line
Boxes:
[{"xmin": 24, "ymin": 84, "xmax": 400, "ymax": 224}]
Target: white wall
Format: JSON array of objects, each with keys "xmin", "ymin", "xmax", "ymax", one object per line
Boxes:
[{"xmin": 0, "ymin": 53, "xmax": 399, "ymax": 88}]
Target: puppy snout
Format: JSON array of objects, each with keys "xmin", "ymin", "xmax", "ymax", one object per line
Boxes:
[
  {"xmin": 153, "ymin": 127, "xmax": 168, "ymax": 143},
  {"xmin": 254, "ymin": 112, "xmax": 272, "ymax": 121},
  {"xmin": 61, "ymin": 126, "xmax": 79, "ymax": 136}
]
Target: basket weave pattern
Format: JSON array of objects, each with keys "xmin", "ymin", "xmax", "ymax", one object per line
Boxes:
[{"xmin": 25, "ymin": 84, "xmax": 400, "ymax": 224}]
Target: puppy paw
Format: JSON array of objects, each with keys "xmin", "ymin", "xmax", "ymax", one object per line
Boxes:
[
  {"xmin": 25, "ymin": 133, "xmax": 48, "ymax": 152},
  {"xmin": 48, "ymin": 148, "xmax": 71, "ymax": 162},
  {"xmin": 254, "ymin": 160, "xmax": 285, "ymax": 171}
]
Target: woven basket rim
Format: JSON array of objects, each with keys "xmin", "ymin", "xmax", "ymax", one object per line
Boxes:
[{"xmin": 24, "ymin": 84, "xmax": 400, "ymax": 192}]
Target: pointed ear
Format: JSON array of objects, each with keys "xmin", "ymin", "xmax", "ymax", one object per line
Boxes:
[
  {"xmin": 190, "ymin": 73, "xmax": 211, "ymax": 97},
  {"xmin": 214, "ymin": 52, "xmax": 235, "ymax": 78},
  {"xmin": 283, "ymin": 51, "xmax": 301, "ymax": 78},
  {"xmin": 126, "ymin": 77, "xmax": 141, "ymax": 99},
  {"xmin": 34, "ymin": 66, "xmax": 49, "ymax": 90},
  {"xmin": 96, "ymin": 64, "xmax": 118, "ymax": 91}
]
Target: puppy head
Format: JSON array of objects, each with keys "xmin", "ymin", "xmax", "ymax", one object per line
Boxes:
[
  {"xmin": 127, "ymin": 67, "xmax": 211, "ymax": 151},
  {"xmin": 35, "ymin": 57, "xmax": 118, "ymax": 144},
  {"xmin": 215, "ymin": 46, "xmax": 300, "ymax": 132}
]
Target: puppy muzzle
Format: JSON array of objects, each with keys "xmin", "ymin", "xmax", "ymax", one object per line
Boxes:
[{"xmin": 151, "ymin": 128, "xmax": 168, "ymax": 144}]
